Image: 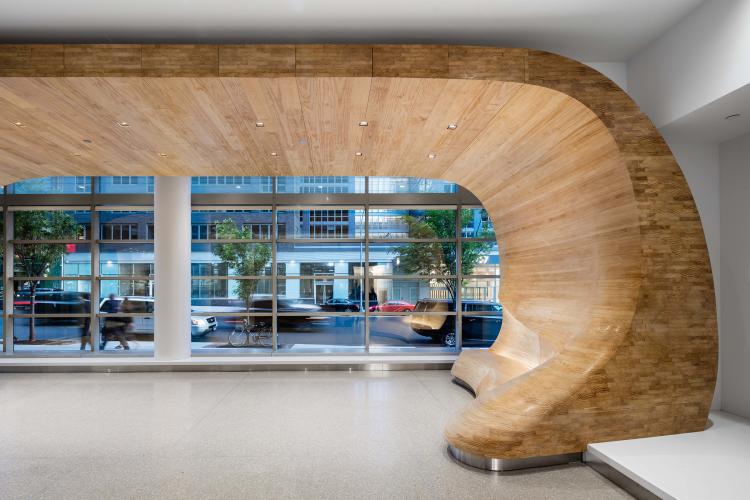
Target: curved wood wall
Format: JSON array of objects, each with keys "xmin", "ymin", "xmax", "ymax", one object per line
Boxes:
[{"xmin": 0, "ymin": 45, "xmax": 717, "ymax": 459}]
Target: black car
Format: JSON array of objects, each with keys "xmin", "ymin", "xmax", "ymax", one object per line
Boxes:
[
  {"xmin": 321, "ymin": 298, "xmax": 361, "ymax": 312},
  {"xmin": 248, "ymin": 297, "xmax": 325, "ymax": 331},
  {"xmin": 410, "ymin": 299, "xmax": 502, "ymax": 348},
  {"xmin": 14, "ymin": 289, "xmax": 90, "ymax": 316}
]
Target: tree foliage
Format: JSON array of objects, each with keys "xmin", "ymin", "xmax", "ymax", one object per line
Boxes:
[
  {"xmin": 390, "ymin": 209, "xmax": 493, "ymax": 302},
  {"xmin": 211, "ymin": 219, "xmax": 272, "ymax": 312}
]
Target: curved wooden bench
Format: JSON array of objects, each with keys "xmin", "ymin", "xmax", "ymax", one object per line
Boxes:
[{"xmin": 0, "ymin": 44, "xmax": 717, "ymax": 465}]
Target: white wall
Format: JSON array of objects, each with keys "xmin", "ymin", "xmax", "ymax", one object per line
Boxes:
[
  {"xmin": 628, "ymin": 0, "xmax": 750, "ymax": 128},
  {"xmin": 719, "ymin": 131, "xmax": 750, "ymax": 417},
  {"xmin": 663, "ymin": 135, "xmax": 722, "ymax": 409}
]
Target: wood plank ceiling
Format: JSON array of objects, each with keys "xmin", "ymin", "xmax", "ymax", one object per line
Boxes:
[{"xmin": 0, "ymin": 76, "xmax": 534, "ymax": 184}]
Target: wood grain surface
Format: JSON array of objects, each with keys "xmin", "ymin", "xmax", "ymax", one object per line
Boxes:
[{"xmin": 0, "ymin": 44, "xmax": 717, "ymax": 460}]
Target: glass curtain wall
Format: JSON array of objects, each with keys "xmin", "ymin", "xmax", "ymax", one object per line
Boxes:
[
  {"xmin": 2, "ymin": 177, "xmax": 154, "ymax": 355},
  {"xmin": 1, "ymin": 175, "xmax": 501, "ymax": 356},
  {"xmin": 98, "ymin": 209, "xmax": 155, "ymax": 352},
  {"xmin": 189, "ymin": 177, "xmax": 502, "ymax": 353}
]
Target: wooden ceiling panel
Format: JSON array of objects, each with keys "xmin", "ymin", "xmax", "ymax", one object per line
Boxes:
[
  {"xmin": 399, "ymin": 79, "xmax": 522, "ymax": 179},
  {"xmin": 357, "ymin": 77, "xmax": 447, "ymax": 175},
  {"xmin": 295, "ymin": 77, "xmax": 372, "ymax": 175},
  {"xmin": 221, "ymin": 77, "xmax": 311, "ymax": 175},
  {"xmin": 446, "ymin": 84, "xmax": 595, "ymax": 200}
]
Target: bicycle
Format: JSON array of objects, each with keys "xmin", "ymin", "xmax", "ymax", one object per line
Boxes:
[{"xmin": 228, "ymin": 319, "xmax": 272, "ymax": 347}]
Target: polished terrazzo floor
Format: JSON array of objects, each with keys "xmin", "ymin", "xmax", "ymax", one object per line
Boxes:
[{"xmin": 0, "ymin": 370, "xmax": 629, "ymax": 499}]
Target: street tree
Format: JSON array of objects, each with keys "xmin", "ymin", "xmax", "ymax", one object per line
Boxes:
[
  {"xmin": 211, "ymin": 219, "xmax": 272, "ymax": 312},
  {"xmin": 391, "ymin": 210, "xmax": 493, "ymax": 303}
]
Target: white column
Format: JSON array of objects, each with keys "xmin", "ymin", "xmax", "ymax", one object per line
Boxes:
[{"xmin": 154, "ymin": 176, "xmax": 191, "ymax": 360}]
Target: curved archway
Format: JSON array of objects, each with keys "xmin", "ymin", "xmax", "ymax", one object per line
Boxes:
[{"xmin": 0, "ymin": 44, "xmax": 717, "ymax": 460}]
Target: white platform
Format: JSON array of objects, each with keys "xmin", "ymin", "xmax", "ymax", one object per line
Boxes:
[{"xmin": 586, "ymin": 411, "xmax": 750, "ymax": 499}]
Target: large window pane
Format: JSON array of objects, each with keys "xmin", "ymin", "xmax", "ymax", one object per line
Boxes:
[
  {"xmin": 461, "ymin": 208, "xmax": 495, "ymax": 239},
  {"xmin": 99, "ymin": 279, "xmax": 154, "ymax": 300},
  {"xmin": 13, "ymin": 283, "xmax": 90, "ymax": 314},
  {"xmin": 13, "ymin": 317, "xmax": 91, "ymax": 352},
  {"xmin": 462, "ymin": 242, "xmax": 499, "ymax": 277},
  {"xmin": 369, "ymin": 278, "xmax": 455, "ymax": 310},
  {"xmin": 461, "ymin": 314, "xmax": 502, "ymax": 348},
  {"xmin": 276, "ymin": 316, "xmax": 365, "ymax": 352},
  {"xmin": 278, "ymin": 278, "xmax": 363, "ymax": 310},
  {"xmin": 99, "ymin": 211, "xmax": 154, "ymax": 240},
  {"xmin": 368, "ymin": 208, "xmax": 456, "ymax": 239},
  {"xmin": 99, "ymin": 315, "xmax": 153, "ymax": 352},
  {"xmin": 13, "ymin": 244, "xmax": 91, "ymax": 277},
  {"xmin": 276, "ymin": 176, "xmax": 364, "ymax": 194},
  {"xmin": 276, "ymin": 208, "xmax": 364, "ymax": 239},
  {"xmin": 368, "ymin": 316, "xmax": 455, "ymax": 349},
  {"xmin": 191, "ymin": 176, "xmax": 272, "ymax": 193},
  {"xmin": 461, "ymin": 278, "xmax": 501, "ymax": 304},
  {"xmin": 191, "ymin": 313, "xmax": 272, "ymax": 351},
  {"xmin": 8, "ymin": 176, "xmax": 91, "ymax": 194},
  {"xmin": 277, "ymin": 243, "xmax": 365, "ymax": 276},
  {"xmin": 190, "ymin": 278, "xmax": 272, "ymax": 307},
  {"xmin": 191, "ymin": 243, "xmax": 273, "ymax": 276},
  {"xmin": 97, "ymin": 177, "xmax": 154, "ymax": 194},
  {"xmin": 368, "ymin": 243, "xmax": 456, "ymax": 276},
  {"xmin": 13, "ymin": 210, "xmax": 90, "ymax": 240},
  {"xmin": 97, "ymin": 295, "xmax": 153, "ymax": 352},
  {"xmin": 368, "ymin": 177, "xmax": 456, "ymax": 194},
  {"xmin": 192, "ymin": 210, "xmax": 273, "ymax": 240},
  {"xmin": 100, "ymin": 243, "xmax": 154, "ymax": 276}
]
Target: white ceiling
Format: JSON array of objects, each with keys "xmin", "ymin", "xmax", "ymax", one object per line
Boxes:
[
  {"xmin": 0, "ymin": 0, "xmax": 704, "ymax": 61},
  {"xmin": 660, "ymin": 84, "xmax": 750, "ymax": 143}
]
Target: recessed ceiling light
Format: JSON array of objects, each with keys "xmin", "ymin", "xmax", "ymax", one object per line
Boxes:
[
  {"xmin": 13, "ymin": 121, "xmax": 25, "ymax": 127},
  {"xmin": 71, "ymin": 153, "xmax": 81, "ymax": 157},
  {"xmin": 270, "ymin": 152, "xmax": 278, "ymax": 156},
  {"xmin": 355, "ymin": 152, "xmax": 363, "ymax": 157},
  {"xmin": 447, "ymin": 123, "xmax": 458, "ymax": 130},
  {"xmin": 725, "ymin": 113, "xmax": 741, "ymax": 120},
  {"xmin": 428, "ymin": 153, "xmax": 437, "ymax": 159},
  {"xmin": 255, "ymin": 122, "xmax": 265, "ymax": 127},
  {"xmin": 358, "ymin": 121, "xmax": 368, "ymax": 127},
  {"xmin": 158, "ymin": 153, "xmax": 168, "ymax": 157},
  {"xmin": 82, "ymin": 139, "xmax": 92, "ymax": 144},
  {"xmin": 118, "ymin": 122, "xmax": 130, "ymax": 127}
]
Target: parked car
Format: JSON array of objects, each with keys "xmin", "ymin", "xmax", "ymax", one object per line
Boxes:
[
  {"xmin": 246, "ymin": 296, "xmax": 325, "ymax": 331},
  {"xmin": 99, "ymin": 296, "xmax": 217, "ymax": 337},
  {"xmin": 14, "ymin": 289, "xmax": 90, "ymax": 319},
  {"xmin": 368, "ymin": 300, "xmax": 415, "ymax": 312},
  {"xmin": 322, "ymin": 298, "xmax": 360, "ymax": 312},
  {"xmin": 409, "ymin": 299, "xmax": 502, "ymax": 347}
]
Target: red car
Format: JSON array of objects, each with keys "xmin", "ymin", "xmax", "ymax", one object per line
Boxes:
[{"xmin": 369, "ymin": 300, "xmax": 415, "ymax": 312}]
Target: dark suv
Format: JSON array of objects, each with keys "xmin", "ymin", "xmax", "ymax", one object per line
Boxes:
[{"xmin": 410, "ymin": 299, "xmax": 502, "ymax": 347}]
